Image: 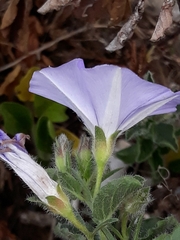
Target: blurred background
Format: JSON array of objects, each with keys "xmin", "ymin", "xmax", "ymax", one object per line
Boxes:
[{"xmin": 1, "ymin": 0, "xmax": 180, "ymax": 239}]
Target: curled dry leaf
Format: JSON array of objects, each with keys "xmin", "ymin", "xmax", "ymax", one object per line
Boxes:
[
  {"xmin": 0, "ymin": 65, "xmax": 21, "ymax": 96},
  {"xmin": 0, "ymin": 0, "xmax": 20, "ymax": 32},
  {"xmin": 106, "ymin": 0, "xmax": 145, "ymax": 52},
  {"xmin": 150, "ymin": 0, "xmax": 175, "ymax": 42},
  {"xmin": 38, "ymin": 0, "xmax": 81, "ymax": 14}
]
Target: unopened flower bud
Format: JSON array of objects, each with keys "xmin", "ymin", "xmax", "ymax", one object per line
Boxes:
[{"xmin": 54, "ymin": 134, "xmax": 71, "ymax": 172}]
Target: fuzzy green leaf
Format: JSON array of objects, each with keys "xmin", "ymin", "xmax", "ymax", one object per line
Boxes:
[
  {"xmin": 93, "ymin": 176, "xmax": 143, "ymax": 222},
  {"xmin": 140, "ymin": 216, "xmax": 178, "ymax": 240},
  {"xmin": 93, "ymin": 218, "xmax": 118, "ymax": 235},
  {"xmin": 58, "ymin": 172, "xmax": 83, "ymax": 201},
  {"xmin": 152, "ymin": 226, "xmax": 180, "ymax": 240},
  {"xmin": 54, "ymin": 223, "xmax": 86, "ymax": 240}
]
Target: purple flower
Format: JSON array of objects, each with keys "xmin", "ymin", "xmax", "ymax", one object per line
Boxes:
[
  {"xmin": 29, "ymin": 58, "xmax": 180, "ymax": 138},
  {"xmin": 0, "ymin": 130, "xmax": 60, "ymax": 204}
]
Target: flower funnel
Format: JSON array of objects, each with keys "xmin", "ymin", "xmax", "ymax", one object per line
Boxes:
[{"xmin": 29, "ymin": 58, "xmax": 180, "ymax": 138}]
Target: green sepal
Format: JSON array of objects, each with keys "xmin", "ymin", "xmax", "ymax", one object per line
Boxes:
[{"xmin": 94, "ymin": 126, "xmax": 108, "ymax": 164}]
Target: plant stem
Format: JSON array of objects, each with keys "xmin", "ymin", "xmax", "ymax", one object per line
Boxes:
[
  {"xmin": 133, "ymin": 215, "xmax": 143, "ymax": 240},
  {"xmin": 121, "ymin": 214, "xmax": 129, "ymax": 240},
  {"xmin": 93, "ymin": 162, "xmax": 105, "ymax": 198},
  {"xmin": 65, "ymin": 211, "xmax": 94, "ymax": 240}
]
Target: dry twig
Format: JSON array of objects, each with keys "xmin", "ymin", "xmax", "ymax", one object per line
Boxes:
[{"xmin": 0, "ymin": 26, "xmax": 87, "ymax": 72}]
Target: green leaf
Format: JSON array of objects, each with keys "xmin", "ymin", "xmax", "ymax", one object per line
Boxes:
[
  {"xmin": 116, "ymin": 142, "xmax": 140, "ymax": 164},
  {"xmin": 150, "ymin": 123, "xmax": 178, "ymax": 151},
  {"xmin": 124, "ymin": 187, "xmax": 150, "ymax": 215},
  {"xmin": 0, "ymin": 102, "xmax": 33, "ymax": 135},
  {"xmin": 93, "ymin": 176, "xmax": 143, "ymax": 222},
  {"xmin": 34, "ymin": 95, "xmax": 68, "ymax": 123},
  {"xmin": 150, "ymin": 150, "xmax": 163, "ymax": 170},
  {"xmin": 125, "ymin": 124, "xmax": 149, "ymax": 141},
  {"xmin": 58, "ymin": 172, "xmax": 84, "ymax": 201},
  {"xmin": 35, "ymin": 116, "xmax": 55, "ymax": 154},
  {"xmin": 54, "ymin": 223, "xmax": 86, "ymax": 240},
  {"xmin": 70, "ymin": 169, "xmax": 93, "ymax": 207},
  {"xmin": 102, "ymin": 168, "xmax": 123, "ymax": 181},
  {"xmin": 153, "ymin": 226, "xmax": 180, "ymax": 240},
  {"xmin": 140, "ymin": 216, "xmax": 178, "ymax": 240},
  {"xmin": 116, "ymin": 138, "xmax": 154, "ymax": 164},
  {"xmin": 58, "ymin": 169, "xmax": 92, "ymax": 208},
  {"xmin": 152, "ymin": 234, "xmax": 168, "ymax": 240},
  {"xmin": 101, "ymin": 228, "xmax": 116, "ymax": 240},
  {"xmin": 138, "ymin": 139, "xmax": 154, "ymax": 163},
  {"xmin": 138, "ymin": 218, "xmax": 159, "ymax": 239},
  {"xmin": 169, "ymin": 226, "xmax": 180, "ymax": 239},
  {"xmin": 93, "ymin": 218, "xmax": 118, "ymax": 235}
]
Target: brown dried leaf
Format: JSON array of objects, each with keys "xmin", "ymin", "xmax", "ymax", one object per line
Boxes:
[
  {"xmin": 14, "ymin": 1, "xmax": 33, "ymax": 53},
  {"xmin": 41, "ymin": 55, "xmax": 54, "ymax": 66},
  {"xmin": 0, "ymin": 0, "xmax": 33, "ymax": 53},
  {"xmin": 38, "ymin": 0, "xmax": 81, "ymax": 14},
  {"xmin": 0, "ymin": 65, "xmax": 21, "ymax": 96},
  {"xmin": 0, "ymin": 0, "xmax": 20, "ymax": 31},
  {"xmin": 106, "ymin": 0, "xmax": 145, "ymax": 52},
  {"xmin": 150, "ymin": 0, "xmax": 175, "ymax": 42},
  {"xmin": 103, "ymin": 0, "xmax": 131, "ymax": 24}
]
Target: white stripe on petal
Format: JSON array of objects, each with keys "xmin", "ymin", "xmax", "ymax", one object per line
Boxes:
[{"xmin": 101, "ymin": 68, "xmax": 121, "ymax": 138}]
